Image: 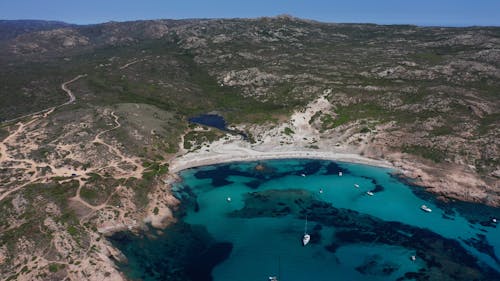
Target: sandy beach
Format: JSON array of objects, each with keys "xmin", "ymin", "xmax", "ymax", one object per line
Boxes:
[
  {"xmin": 169, "ymin": 92, "xmax": 499, "ymax": 207},
  {"xmin": 169, "ymin": 138, "xmax": 394, "ymax": 173}
]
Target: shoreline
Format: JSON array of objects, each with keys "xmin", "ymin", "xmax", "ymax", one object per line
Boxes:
[
  {"xmin": 167, "ymin": 136, "xmax": 499, "ymax": 208},
  {"xmin": 169, "ymin": 141, "xmax": 396, "ymax": 173}
]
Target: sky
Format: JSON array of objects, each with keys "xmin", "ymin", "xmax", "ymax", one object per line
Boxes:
[{"xmin": 1, "ymin": 0, "xmax": 499, "ymax": 26}]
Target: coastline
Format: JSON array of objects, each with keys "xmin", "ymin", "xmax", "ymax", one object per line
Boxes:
[
  {"xmin": 168, "ymin": 134, "xmax": 499, "ymax": 208},
  {"xmin": 169, "ymin": 140, "xmax": 395, "ymax": 174}
]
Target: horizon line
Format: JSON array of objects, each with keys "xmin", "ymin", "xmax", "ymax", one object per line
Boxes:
[{"xmin": 1, "ymin": 15, "xmax": 500, "ymax": 28}]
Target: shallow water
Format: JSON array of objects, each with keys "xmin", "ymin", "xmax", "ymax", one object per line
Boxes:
[{"xmin": 110, "ymin": 159, "xmax": 500, "ymax": 281}]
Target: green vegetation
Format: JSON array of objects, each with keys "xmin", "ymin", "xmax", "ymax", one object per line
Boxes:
[
  {"xmin": 410, "ymin": 52, "xmax": 445, "ymax": 64},
  {"xmin": 80, "ymin": 187, "xmax": 99, "ymax": 204},
  {"xmin": 183, "ymin": 130, "xmax": 224, "ymax": 150},
  {"xmin": 127, "ymin": 178, "xmax": 153, "ymax": 209},
  {"xmin": 23, "ymin": 181, "xmax": 78, "ymax": 207},
  {"xmin": 477, "ymin": 113, "xmax": 500, "ymax": 135},
  {"xmin": 67, "ymin": 225, "xmax": 79, "ymax": 237},
  {"xmin": 319, "ymin": 113, "xmax": 336, "ymax": 131},
  {"xmin": 0, "ymin": 127, "xmax": 8, "ymax": 140},
  {"xmin": 142, "ymin": 161, "xmax": 169, "ymax": 180},
  {"xmin": 283, "ymin": 127, "xmax": 294, "ymax": 136},
  {"xmin": 359, "ymin": 127, "xmax": 371, "ymax": 133},
  {"xmin": 431, "ymin": 126, "xmax": 454, "ymax": 136},
  {"xmin": 330, "ymin": 103, "xmax": 391, "ymax": 128},
  {"xmin": 48, "ymin": 263, "xmax": 59, "ymax": 273},
  {"xmin": 402, "ymin": 145, "xmax": 447, "ymax": 163}
]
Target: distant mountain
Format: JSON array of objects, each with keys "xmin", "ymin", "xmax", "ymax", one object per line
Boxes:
[
  {"xmin": 0, "ymin": 19, "xmax": 74, "ymax": 41},
  {"xmin": 0, "ymin": 17, "xmax": 499, "ymax": 280}
]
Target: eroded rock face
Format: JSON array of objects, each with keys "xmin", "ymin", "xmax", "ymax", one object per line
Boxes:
[{"xmin": 10, "ymin": 28, "xmax": 89, "ymax": 54}]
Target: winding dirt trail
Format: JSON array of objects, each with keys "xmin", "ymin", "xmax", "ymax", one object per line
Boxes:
[
  {"xmin": 119, "ymin": 59, "xmax": 143, "ymax": 70},
  {"xmin": 92, "ymin": 111, "xmax": 144, "ymax": 179},
  {"xmin": 0, "ymin": 75, "xmax": 86, "ymax": 202},
  {"xmin": 60, "ymin": 74, "xmax": 86, "ymax": 105},
  {"xmin": 1, "ymin": 75, "xmax": 86, "ymax": 125},
  {"xmin": 0, "ymin": 73, "xmax": 149, "ymax": 281}
]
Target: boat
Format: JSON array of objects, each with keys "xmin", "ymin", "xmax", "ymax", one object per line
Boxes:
[
  {"xmin": 226, "ymin": 197, "xmax": 232, "ymax": 202},
  {"xmin": 338, "ymin": 171, "xmax": 343, "ymax": 176},
  {"xmin": 268, "ymin": 256, "xmax": 281, "ymax": 281},
  {"xmin": 303, "ymin": 233, "xmax": 311, "ymax": 246},
  {"xmin": 420, "ymin": 205, "xmax": 432, "ymax": 212},
  {"xmin": 319, "ymin": 188, "xmax": 323, "ymax": 194},
  {"xmin": 302, "ymin": 216, "xmax": 311, "ymax": 246},
  {"xmin": 492, "ymin": 218, "xmax": 497, "ymax": 223},
  {"xmin": 354, "ymin": 184, "xmax": 360, "ymax": 188},
  {"xmin": 300, "ymin": 173, "xmax": 306, "ymax": 177},
  {"xmin": 410, "ymin": 255, "xmax": 416, "ymax": 261},
  {"xmin": 366, "ymin": 191, "xmax": 374, "ymax": 196}
]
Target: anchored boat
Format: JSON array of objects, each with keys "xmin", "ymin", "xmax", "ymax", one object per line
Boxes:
[
  {"xmin": 302, "ymin": 216, "xmax": 311, "ymax": 246},
  {"xmin": 420, "ymin": 205, "xmax": 432, "ymax": 212}
]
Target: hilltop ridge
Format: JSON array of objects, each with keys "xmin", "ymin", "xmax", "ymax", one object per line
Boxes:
[{"xmin": 0, "ymin": 17, "xmax": 499, "ymax": 280}]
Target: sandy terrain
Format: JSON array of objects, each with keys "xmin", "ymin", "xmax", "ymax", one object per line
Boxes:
[
  {"xmin": 170, "ymin": 138, "xmax": 393, "ymax": 173},
  {"xmin": 170, "ymin": 94, "xmax": 390, "ymax": 173},
  {"xmin": 169, "ymin": 94, "xmax": 500, "ymax": 207}
]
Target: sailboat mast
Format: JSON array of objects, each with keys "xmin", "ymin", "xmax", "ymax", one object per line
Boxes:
[
  {"xmin": 278, "ymin": 255, "xmax": 281, "ymax": 281},
  {"xmin": 304, "ymin": 215, "xmax": 308, "ymax": 234}
]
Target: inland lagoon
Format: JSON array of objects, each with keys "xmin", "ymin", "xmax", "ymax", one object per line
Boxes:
[{"xmin": 110, "ymin": 159, "xmax": 500, "ymax": 281}]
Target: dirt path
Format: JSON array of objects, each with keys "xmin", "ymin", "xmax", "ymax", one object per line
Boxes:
[
  {"xmin": 119, "ymin": 59, "xmax": 143, "ymax": 70},
  {"xmin": 1, "ymin": 75, "xmax": 86, "ymax": 125},
  {"xmin": 0, "ymin": 74, "xmax": 145, "ymax": 281},
  {"xmin": 0, "ymin": 75, "xmax": 86, "ymax": 202},
  {"xmin": 92, "ymin": 111, "xmax": 144, "ymax": 179},
  {"xmin": 60, "ymin": 74, "xmax": 87, "ymax": 105}
]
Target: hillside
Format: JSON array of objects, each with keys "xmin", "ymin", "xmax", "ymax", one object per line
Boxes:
[{"xmin": 0, "ymin": 17, "xmax": 499, "ymax": 280}]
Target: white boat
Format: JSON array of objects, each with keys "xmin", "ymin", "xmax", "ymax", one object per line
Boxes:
[
  {"xmin": 354, "ymin": 184, "xmax": 360, "ymax": 188},
  {"xmin": 226, "ymin": 197, "xmax": 232, "ymax": 202},
  {"xmin": 410, "ymin": 255, "xmax": 416, "ymax": 261},
  {"xmin": 300, "ymin": 173, "xmax": 306, "ymax": 177},
  {"xmin": 302, "ymin": 216, "xmax": 311, "ymax": 246},
  {"xmin": 268, "ymin": 256, "xmax": 281, "ymax": 281},
  {"xmin": 302, "ymin": 234, "xmax": 311, "ymax": 246},
  {"xmin": 319, "ymin": 188, "xmax": 323, "ymax": 194},
  {"xmin": 338, "ymin": 172, "xmax": 343, "ymax": 176},
  {"xmin": 366, "ymin": 191, "xmax": 374, "ymax": 196},
  {"xmin": 492, "ymin": 218, "xmax": 497, "ymax": 223},
  {"xmin": 420, "ymin": 205, "xmax": 432, "ymax": 212}
]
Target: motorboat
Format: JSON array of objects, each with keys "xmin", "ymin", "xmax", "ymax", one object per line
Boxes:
[{"xmin": 420, "ymin": 205, "xmax": 432, "ymax": 212}]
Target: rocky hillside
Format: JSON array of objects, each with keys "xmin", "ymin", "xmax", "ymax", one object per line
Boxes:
[
  {"xmin": 0, "ymin": 16, "xmax": 499, "ymax": 280},
  {"xmin": 0, "ymin": 20, "xmax": 73, "ymax": 41}
]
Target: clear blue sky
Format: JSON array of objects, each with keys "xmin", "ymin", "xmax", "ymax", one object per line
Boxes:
[{"xmin": 1, "ymin": 0, "xmax": 499, "ymax": 26}]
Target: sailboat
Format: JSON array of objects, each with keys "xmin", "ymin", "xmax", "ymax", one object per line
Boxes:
[
  {"xmin": 302, "ymin": 216, "xmax": 311, "ymax": 246},
  {"xmin": 268, "ymin": 256, "xmax": 280, "ymax": 281}
]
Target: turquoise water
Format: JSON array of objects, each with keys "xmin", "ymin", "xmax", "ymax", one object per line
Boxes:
[{"xmin": 110, "ymin": 159, "xmax": 500, "ymax": 281}]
